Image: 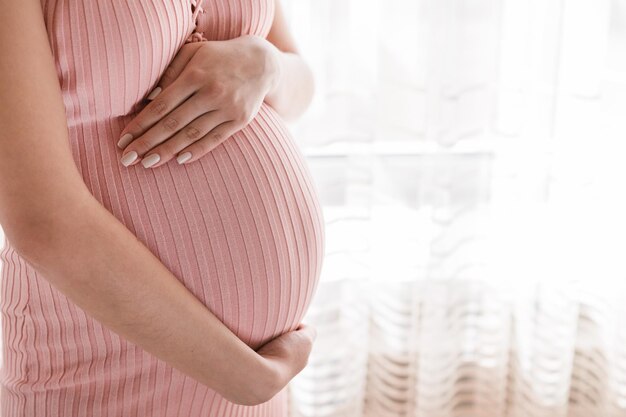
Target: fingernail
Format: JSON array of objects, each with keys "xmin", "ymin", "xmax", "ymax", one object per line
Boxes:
[
  {"xmin": 141, "ymin": 153, "xmax": 160, "ymax": 168},
  {"xmin": 176, "ymin": 152, "xmax": 192, "ymax": 164},
  {"xmin": 146, "ymin": 86, "xmax": 162, "ymax": 101},
  {"xmin": 117, "ymin": 133, "xmax": 133, "ymax": 149},
  {"xmin": 121, "ymin": 151, "xmax": 138, "ymax": 167}
]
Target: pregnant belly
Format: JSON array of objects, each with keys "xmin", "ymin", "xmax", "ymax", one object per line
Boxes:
[{"xmin": 73, "ymin": 103, "xmax": 325, "ymax": 350}]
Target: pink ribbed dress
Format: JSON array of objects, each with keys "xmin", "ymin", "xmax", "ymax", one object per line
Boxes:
[{"xmin": 0, "ymin": 0, "xmax": 325, "ymax": 415}]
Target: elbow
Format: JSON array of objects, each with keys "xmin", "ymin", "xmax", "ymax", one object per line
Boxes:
[
  {"xmin": 1, "ymin": 204, "xmax": 88, "ymax": 273},
  {"xmin": 2, "ymin": 214, "xmax": 45, "ymax": 256},
  {"xmin": 0, "ymin": 191, "xmax": 95, "ymax": 269},
  {"xmin": 3, "ymin": 217, "xmax": 61, "ymax": 271}
]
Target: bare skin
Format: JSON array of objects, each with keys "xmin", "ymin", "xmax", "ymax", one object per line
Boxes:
[
  {"xmin": 117, "ymin": 0, "xmax": 315, "ymax": 167},
  {"xmin": 0, "ymin": 0, "xmax": 316, "ymax": 407}
]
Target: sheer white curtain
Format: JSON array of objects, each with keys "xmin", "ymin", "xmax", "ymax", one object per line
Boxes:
[
  {"xmin": 2, "ymin": 1, "xmax": 626, "ymax": 416},
  {"xmin": 284, "ymin": 0, "xmax": 626, "ymax": 416}
]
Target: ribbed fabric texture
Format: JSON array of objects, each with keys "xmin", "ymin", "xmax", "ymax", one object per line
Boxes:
[{"xmin": 0, "ymin": 0, "xmax": 325, "ymax": 415}]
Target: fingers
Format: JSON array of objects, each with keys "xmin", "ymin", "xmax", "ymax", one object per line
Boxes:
[
  {"xmin": 174, "ymin": 121, "xmax": 243, "ymax": 165},
  {"xmin": 117, "ymin": 71, "xmax": 200, "ymax": 151},
  {"xmin": 291, "ymin": 323, "xmax": 316, "ymax": 372},
  {"xmin": 295, "ymin": 322, "xmax": 317, "ymax": 343},
  {"xmin": 255, "ymin": 322, "xmax": 317, "ymax": 378},
  {"xmin": 119, "ymin": 93, "xmax": 216, "ymax": 165},
  {"xmin": 267, "ymin": 324, "xmax": 315, "ymax": 373},
  {"xmin": 137, "ymin": 114, "xmax": 235, "ymax": 168}
]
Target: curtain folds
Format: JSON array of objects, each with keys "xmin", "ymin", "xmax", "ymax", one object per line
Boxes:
[{"xmin": 285, "ymin": 0, "xmax": 626, "ymax": 416}]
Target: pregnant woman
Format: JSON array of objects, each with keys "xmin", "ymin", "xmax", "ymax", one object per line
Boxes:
[{"xmin": 0, "ymin": 0, "xmax": 325, "ymax": 415}]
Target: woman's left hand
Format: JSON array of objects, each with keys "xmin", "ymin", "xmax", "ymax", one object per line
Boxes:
[{"xmin": 117, "ymin": 34, "xmax": 281, "ymax": 168}]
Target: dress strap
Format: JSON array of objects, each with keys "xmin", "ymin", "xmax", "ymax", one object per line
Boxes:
[
  {"xmin": 186, "ymin": 0, "xmax": 208, "ymax": 43},
  {"xmin": 191, "ymin": 0, "xmax": 205, "ymax": 22}
]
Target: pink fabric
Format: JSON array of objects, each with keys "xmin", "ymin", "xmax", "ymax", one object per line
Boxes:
[{"xmin": 0, "ymin": 0, "xmax": 325, "ymax": 415}]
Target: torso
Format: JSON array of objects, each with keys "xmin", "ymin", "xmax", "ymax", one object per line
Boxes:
[{"xmin": 0, "ymin": 1, "xmax": 324, "ymax": 415}]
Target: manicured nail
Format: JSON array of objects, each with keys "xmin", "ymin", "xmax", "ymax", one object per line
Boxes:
[
  {"xmin": 176, "ymin": 152, "xmax": 192, "ymax": 164},
  {"xmin": 117, "ymin": 133, "xmax": 133, "ymax": 149},
  {"xmin": 141, "ymin": 153, "xmax": 160, "ymax": 168},
  {"xmin": 121, "ymin": 151, "xmax": 138, "ymax": 167},
  {"xmin": 146, "ymin": 86, "xmax": 162, "ymax": 100}
]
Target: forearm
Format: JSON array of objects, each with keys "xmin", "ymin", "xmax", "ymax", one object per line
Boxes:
[
  {"xmin": 8, "ymin": 192, "xmax": 276, "ymax": 405},
  {"xmin": 263, "ymin": 41, "xmax": 315, "ymax": 121},
  {"xmin": 0, "ymin": 0, "xmax": 276, "ymax": 405}
]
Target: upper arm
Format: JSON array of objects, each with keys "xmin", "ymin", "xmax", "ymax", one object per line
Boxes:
[
  {"xmin": 0, "ymin": 0, "xmax": 91, "ymax": 246},
  {"xmin": 266, "ymin": 0, "xmax": 299, "ymax": 54}
]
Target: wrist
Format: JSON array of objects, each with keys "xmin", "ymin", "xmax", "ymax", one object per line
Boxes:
[
  {"xmin": 258, "ymin": 37, "xmax": 283, "ymax": 98},
  {"xmin": 236, "ymin": 34, "xmax": 283, "ymax": 98},
  {"xmin": 269, "ymin": 50, "xmax": 283, "ymax": 98},
  {"xmin": 246, "ymin": 354, "xmax": 283, "ymax": 405}
]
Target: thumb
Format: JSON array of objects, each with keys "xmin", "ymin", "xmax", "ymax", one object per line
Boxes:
[
  {"xmin": 145, "ymin": 41, "xmax": 204, "ymax": 100},
  {"xmin": 296, "ymin": 323, "xmax": 317, "ymax": 342}
]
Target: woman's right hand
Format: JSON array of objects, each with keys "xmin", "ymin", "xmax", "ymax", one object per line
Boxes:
[{"xmin": 255, "ymin": 323, "xmax": 317, "ymax": 394}]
